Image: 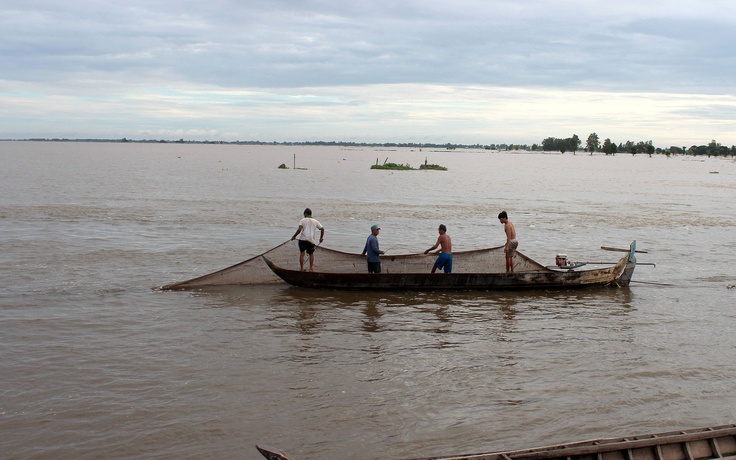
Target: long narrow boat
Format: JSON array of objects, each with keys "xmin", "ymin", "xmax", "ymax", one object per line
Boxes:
[
  {"xmin": 256, "ymin": 424, "xmax": 736, "ymax": 460},
  {"xmin": 262, "ymin": 241, "xmax": 638, "ymax": 291}
]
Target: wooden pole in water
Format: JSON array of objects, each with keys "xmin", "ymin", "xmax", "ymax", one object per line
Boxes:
[
  {"xmin": 601, "ymin": 246, "xmax": 648, "ymax": 253},
  {"xmin": 293, "ymin": 154, "xmax": 296, "ymax": 169}
]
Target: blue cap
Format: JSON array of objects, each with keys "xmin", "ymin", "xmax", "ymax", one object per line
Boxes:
[{"xmin": 371, "ymin": 225, "xmax": 381, "ymax": 231}]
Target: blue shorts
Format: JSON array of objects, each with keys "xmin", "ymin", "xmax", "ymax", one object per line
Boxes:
[{"xmin": 434, "ymin": 252, "xmax": 453, "ymax": 273}]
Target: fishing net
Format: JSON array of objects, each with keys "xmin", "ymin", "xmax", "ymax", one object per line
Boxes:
[{"xmin": 160, "ymin": 240, "xmax": 548, "ymax": 290}]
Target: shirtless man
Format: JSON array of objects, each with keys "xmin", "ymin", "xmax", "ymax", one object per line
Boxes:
[
  {"xmin": 498, "ymin": 211, "xmax": 517, "ymax": 273},
  {"xmin": 424, "ymin": 224, "xmax": 453, "ymax": 273}
]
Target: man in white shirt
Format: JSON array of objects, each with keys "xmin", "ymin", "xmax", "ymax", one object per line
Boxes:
[{"xmin": 291, "ymin": 208, "xmax": 325, "ymax": 271}]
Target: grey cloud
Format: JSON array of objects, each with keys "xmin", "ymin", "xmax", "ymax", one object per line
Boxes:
[{"xmin": 3, "ymin": 0, "xmax": 734, "ymax": 93}]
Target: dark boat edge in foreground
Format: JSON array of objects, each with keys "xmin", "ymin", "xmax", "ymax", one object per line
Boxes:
[
  {"xmin": 256, "ymin": 423, "xmax": 736, "ymax": 460},
  {"xmin": 263, "ymin": 241, "xmax": 638, "ymax": 291}
]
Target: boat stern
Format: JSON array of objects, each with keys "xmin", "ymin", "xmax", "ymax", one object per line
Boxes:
[{"xmin": 615, "ymin": 240, "xmax": 637, "ymax": 286}]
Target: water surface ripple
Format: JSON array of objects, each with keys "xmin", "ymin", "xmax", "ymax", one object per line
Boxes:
[{"xmin": 1, "ymin": 142, "xmax": 735, "ymax": 459}]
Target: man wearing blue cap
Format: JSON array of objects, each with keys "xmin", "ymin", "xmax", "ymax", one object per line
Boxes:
[{"xmin": 361, "ymin": 224, "xmax": 385, "ymax": 273}]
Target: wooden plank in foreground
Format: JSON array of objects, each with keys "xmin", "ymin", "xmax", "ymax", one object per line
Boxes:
[{"xmin": 256, "ymin": 424, "xmax": 736, "ymax": 460}]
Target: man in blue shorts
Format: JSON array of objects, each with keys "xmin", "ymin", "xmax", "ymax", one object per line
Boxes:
[{"xmin": 424, "ymin": 224, "xmax": 453, "ymax": 273}]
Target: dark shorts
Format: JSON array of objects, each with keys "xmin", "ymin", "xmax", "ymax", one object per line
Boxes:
[
  {"xmin": 434, "ymin": 252, "xmax": 453, "ymax": 273},
  {"xmin": 298, "ymin": 239, "xmax": 316, "ymax": 254},
  {"xmin": 367, "ymin": 261, "xmax": 381, "ymax": 273}
]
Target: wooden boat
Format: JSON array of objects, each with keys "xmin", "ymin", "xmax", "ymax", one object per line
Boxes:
[
  {"xmin": 256, "ymin": 423, "xmax": 736, "ymax": 460},
  {"xmin": 262, "ymin": 241, "xmax": 638, "ymax": 291}
]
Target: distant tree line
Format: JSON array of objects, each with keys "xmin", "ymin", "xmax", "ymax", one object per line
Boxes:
[
  {"xmin": 536, "ymin": 133, "xmax": 735, "ymax": 157},
  {"xmin": 538, "ymin": 135, "xmax": 581, "ymax": 153},
  {"xmin": 9, "ymin": 137, "xmax": 735, "ymax": 157}
]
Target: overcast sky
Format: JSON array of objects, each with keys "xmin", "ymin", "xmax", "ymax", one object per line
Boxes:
[{"xmin": 2, "ymin": 0, "xmax": 735, "ymax": 146}]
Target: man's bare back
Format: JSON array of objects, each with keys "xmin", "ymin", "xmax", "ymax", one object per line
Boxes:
[
  {"xmin": 437, "ymin": 232, "xmax": 452, "ymax": 253},
  {"xmin": 504, "ymin": 220, "xmax": 516, "ymax": 242}
]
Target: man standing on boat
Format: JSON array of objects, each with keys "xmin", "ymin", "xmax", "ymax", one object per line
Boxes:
[
  {"xmin": 424, "ymin": 224, "xmax": 453, "ymax": 273},
  {"xmin": 291, "ymin": 208, "xmax": 324, "ymax": 272},
  {"xmin": 498, "ymin": 211, "xmax": 517, "ymax": 273},
  {"xmin": 361, "ymin": 225, "xmax": 384, "ymax": 273}
]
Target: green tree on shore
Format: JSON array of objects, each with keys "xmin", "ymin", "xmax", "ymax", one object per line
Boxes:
[
  {"xmin": 602, "ymin": 138, "xmax": 617, "ymax": 155},
  {"xmin": 586, "ymin": 133, "xmax": 600, "ymax": 154},
  {"xmin": 570, "ymin": 134, "xmax": 580, "ymax": 154},
  {"xmin": 541, "ymin": 135, "xmax": 579, "ymax": 153}
]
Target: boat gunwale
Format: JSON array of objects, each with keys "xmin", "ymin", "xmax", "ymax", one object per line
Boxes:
[{"xmin": 403, "ymin": 424, "xmax": 736, "ymax": 460}]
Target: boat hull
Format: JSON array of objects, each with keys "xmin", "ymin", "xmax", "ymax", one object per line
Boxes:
[{"xmin": 263, "ymin": 242, "xmax": 636, "ymax": 291}]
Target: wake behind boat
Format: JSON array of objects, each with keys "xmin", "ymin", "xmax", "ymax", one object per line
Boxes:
[{"xmin": 262, "ymin": 241, "xmax": 638, "ymax": 291}]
